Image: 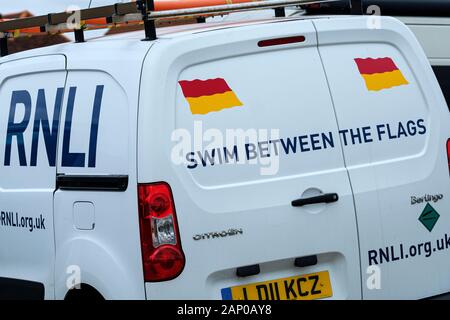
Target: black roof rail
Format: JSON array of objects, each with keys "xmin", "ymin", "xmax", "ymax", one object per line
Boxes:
[{"xmin": 304, "ymin": 0, "xmax": 450, "ymax": 17}]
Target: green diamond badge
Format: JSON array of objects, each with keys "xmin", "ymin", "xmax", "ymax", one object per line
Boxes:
[{"xmin": 418, "ymin": 203, "xmax": 440, "ymax": 232}]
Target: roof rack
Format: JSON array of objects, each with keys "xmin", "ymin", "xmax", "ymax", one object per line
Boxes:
[{"xmin": 0, "ymin": 0, "xmax": 339, "ymax": 57}]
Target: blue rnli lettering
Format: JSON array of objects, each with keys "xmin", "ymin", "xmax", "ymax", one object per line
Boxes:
[
  {"xmin": 30, "ymin": 88, "xmax": 64, "ymax": 167},
  {"xmin": 87, "ymin": 85, "xmax": 104, "ymax": 168},
  {"xmin": 62, "ymin": 87, "xmax": 85, "ymax": 167},
  {"xmin": 4, "ymin": 90, "xmax": 32, "ymax": 166},
  {"xmin": 62, "ymin": 86, "xmax": 104, "ymax": 167},
  {"xmin": 4, "ymin": 85, "xmax": 104, "ymax": 168}
]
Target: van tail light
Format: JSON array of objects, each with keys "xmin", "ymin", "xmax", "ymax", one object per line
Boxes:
[
  {"xmin": 257, "ymin": 35, "xmax": 305, "ymax": 47},
  {"xmin": 138, "ymin": 182, "xmax": 185, "ymax": 282},
  {"xmin": 447, "ymin": 139, "xmax": 450, "ymax": 174}
]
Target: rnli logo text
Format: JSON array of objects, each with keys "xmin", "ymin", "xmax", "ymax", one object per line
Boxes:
[{"xmin": 4, "ymin": 85, "xmax": 104, "ymax": 168}]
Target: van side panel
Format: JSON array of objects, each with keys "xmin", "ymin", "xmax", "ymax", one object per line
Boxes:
[{"xmin": 0, "ymin": 55, "xmax": 67, "ymax": 299}]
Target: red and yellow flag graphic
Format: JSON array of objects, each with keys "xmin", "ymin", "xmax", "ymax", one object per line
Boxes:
[
  {"xmin": 178, "ymin": 78, "xmax": 243, "ymax": 115},
  {"xmin": 354, "ymin": 57, "xmax": 409, "ymax": 91}
]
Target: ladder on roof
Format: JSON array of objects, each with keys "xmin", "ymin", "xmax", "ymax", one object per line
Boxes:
[{"xmin": 0, "ymin": 0, "xmax": 342, "ymax": 57}]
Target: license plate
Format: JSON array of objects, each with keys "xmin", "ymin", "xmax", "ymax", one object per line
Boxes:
[{"xmin": 221, "ymin": 271, "xmax": 332, "ymax": 300}]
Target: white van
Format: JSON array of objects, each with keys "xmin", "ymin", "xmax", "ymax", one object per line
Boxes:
[{"xmin": 0, "ymin": 3, "xmax": 449, "ymax": 300}]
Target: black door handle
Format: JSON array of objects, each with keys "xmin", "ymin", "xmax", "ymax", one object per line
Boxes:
[{"xmin": 291, "ymin": 193, "xmax": 339, "ymax": 207}]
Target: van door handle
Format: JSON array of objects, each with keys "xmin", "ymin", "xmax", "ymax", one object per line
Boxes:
[{"xmin": 291, "ymin": 193, "xmax": 339, "ymax": 207}]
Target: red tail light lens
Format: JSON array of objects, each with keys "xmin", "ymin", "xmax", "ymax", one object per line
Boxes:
[
  {"xmin": 447, "ymin": 139, "xmax": 450, "ymax": 174},
  {"xmin": 138, "ymin": 182, "xmax": 185, "ymax": 282}
]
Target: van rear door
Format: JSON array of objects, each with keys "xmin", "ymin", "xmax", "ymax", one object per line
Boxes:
[
  {"xmin": 315, "ymin": 16, "xmax": 450, "ymax": 299},
  {"xmin": 139, "ymin": 20, "xmax": 361, "ymax": 299}
]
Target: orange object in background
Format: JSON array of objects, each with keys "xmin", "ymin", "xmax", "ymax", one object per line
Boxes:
[
  {"xmin": 85, "ymin": 18, "xmax": 109, "ymax": 25},
  {"xmin": 154, "ymin": 0, "xmax": 258, "ymax": 10},
  {"xmin": 50, "ymin": 1, "xmax": 259, "ymax": 27},
  {"xmin": 1, "ymin": 0, "xmax": 259, "ymax": 35}
]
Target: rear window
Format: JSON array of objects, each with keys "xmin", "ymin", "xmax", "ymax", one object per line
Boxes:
[{"xmin": 432, "ymin": 66, "xmax": 450, "ymax": 111}]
